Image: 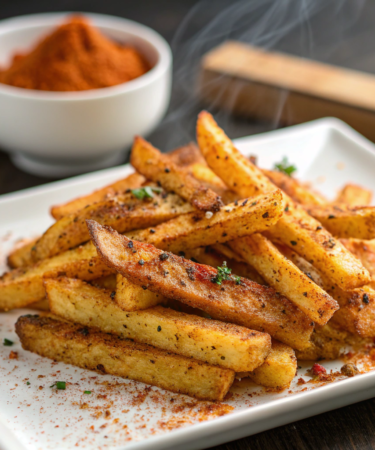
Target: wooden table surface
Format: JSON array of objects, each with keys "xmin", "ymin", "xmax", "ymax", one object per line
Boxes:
[{"xmin": 2, "ymin": 1, "xmax": 375, "ymax": 448}]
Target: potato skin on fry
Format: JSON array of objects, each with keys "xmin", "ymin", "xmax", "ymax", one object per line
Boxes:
[
  {"xmin": 229, "ymin": 234, "xmax": 338, "ymax": 325},
  {"xmin": 197, "ymin": 111, "xmax": 370, "ymax": 291},
  {"xmin": 88, "ymin": 221, "xmax": 314, "ymax": 350},
  {"xmin": 46, "ymin": 277, "xmax": 271, "ymax": 372},
  {"xmin": 15, "ymin": 315, "xmax": 235, "ymax": 402},
  {"xmin": 33, "ymin": 192, "xmax": 193, "ymax": 262},
  {"xmin": 129, "ymin": 190, "xmax": 285, "ymax": 254},
  {"xmin": 50, "ymin": 172, "xmax": 145, "ymax": 220},
  {"xmin": 131, "ymin": 136, "xmax": 223, "ymax": 212}
]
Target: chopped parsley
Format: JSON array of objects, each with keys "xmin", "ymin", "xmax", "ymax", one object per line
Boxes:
[
  {"xmin": 26, "ymin": 381, "xmax": 30, "ymax": 385},
  {"xmin": 212, "ymin": 261, "xmax": 232, "ymax": 285},
  {"xmin": 84, "ymin": 390, "xmax": 92, "ymax": 394},
  {"xmin": 3, "ymin": 338, "xmax": 13, "ymax": 346},
  {"xmin": 234, "ymin": 276, "xmax": 242, "ymax": 285},
  {"xmin": 274, "ymin": 157, "xmax": 296, "ymax": 177},
  {"xmin": 131, "ymin": 187, "xmax": 162, "ymax": 200},
  {"xmin": 50, "ymin": 381, "xmax": 66, "ymax": 390}
]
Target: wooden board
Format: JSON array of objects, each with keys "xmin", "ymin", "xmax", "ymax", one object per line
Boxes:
[{"xmin": 200, "ymin": 41, "xmax": 375, "ymax": 141}]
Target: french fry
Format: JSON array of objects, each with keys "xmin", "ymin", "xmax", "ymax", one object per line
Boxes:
[
  {"xmin": 116, "ymin": 274, "xmax": 165, "ymax": 311},
  {"xmin": 229, "ymin": 234, "xmax": 338, "ymax": 325},
  {"xmin": 262, "ymin": 169, "xmax": 326, "ymax": 206},
  {"xmin": 305, "ymin": 204, "xmax": 375, "ymax": 239},
  {"xmin": 238, "ymin": 340, "xmax": 297, "ymax": 389},
  {"xmin": 341, "ymin": 238, "xmax": 375, "ymax": 279},
  {"xmin": 335, "ymin": 184, "xmax": 372, "ymax": 207},
  {"xmin": 0, "ymin": 242, "xmax": 111, "ymax": 311},
  {"xmin": 185, "ymin": 246, "xmax": 266, "ymax": 285},
  {"xmin": 50, "ymin": 172, "xmax": 145, "ymax": 220},
  {"xmin": 197, "ymin": 111, "xmax": 370, "ymax": 291},
  {"xmin": 33, "ymin": 191, "xmax": 193, "ymax": 262},
  {"xmin": 131, "ymin": 136, "xmax": 223, "ymax": 212},
  {"xmin": 277, "ymin": 244, "xmax": 375, "ymax": 338},
  {"xmin": 90, "ymin": 274, "xmax": 117, "ymax": 290},
  {"xmin": 129, "ymin": 190, "xmax": 285, "ymax": 254},
  {"xmin": 168, "ymin": 142, "xmax": 207, "ymax": 167},
  {"xmin": 28, "ymin": 298, "xmax": 50, "ymax": 311},
  {"xmin": 7, "ymin": 238, "xmax": 38, "ymax": 268},
  {"xmin": 296, "ymin": 324, "xmax": 349, "ymax": 361},
  {"xmin": 88, "ymin": 221, "xmax": 314, "ymax": 350},
  {"xmin": 46, "ymin": 277, "xmax": 271, "ymax": 372},
  {"xmin": 16, "ymin": 315, "xmax": 234, "ymax": 401}
]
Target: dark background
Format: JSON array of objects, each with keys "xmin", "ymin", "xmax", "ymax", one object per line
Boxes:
[{"xmin": 2, "ymin": 1, "xmax": 375, "ymax": 449}]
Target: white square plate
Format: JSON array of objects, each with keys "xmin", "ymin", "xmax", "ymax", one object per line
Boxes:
[{"xmin": 1, "ymin": 117, "xmax": 375, "ymax": 450}]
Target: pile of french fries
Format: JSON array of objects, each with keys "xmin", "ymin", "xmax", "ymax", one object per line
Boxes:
[{"xmin": 3, "ymin": 111, "xmax": 375, "ymax": 402}]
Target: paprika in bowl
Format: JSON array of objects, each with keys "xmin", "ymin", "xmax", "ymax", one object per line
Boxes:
[{"xmin": 0, "ymin": 12, "xmax": 172, "ymax": 176}]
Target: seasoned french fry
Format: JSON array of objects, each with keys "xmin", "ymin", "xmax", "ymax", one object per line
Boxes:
[
  {"xmin": 197, "ymin": 111, "xmax": 370, "ymax": 290},
  {"xmin": 185, "ymin": 246, "xmax": 266, "ymax": 285},
  {"xmin": 88, "ymin": 221, "xmax": 314, "ymax": 350},
  {"xmin": 50, "ymin": 172, "xmax": 145, "ymax": 220},
  {"xmin": 34, "ymin": 191, "xmax": 193, "ymax": 262},
  {"xmin": 341, "ymin": 238, "xmax": 375, "ymax": 279},
  {"xmin": 305, "ymin": 204, "xmax": 375, "ymax": 239},
  {"xmin": 116, "ymin": 274, "xmax": 165, "ymax": 311},
  {"xmin": 91, "ymin": 274, "xmax": 117, "ymax": 290},
  {"xmin": 277, "ymin": 244, "xmax": 375, "ymax": 338},
  {"xmin": 262, "ymin": 169, "xmax": 326, "ymax": 206},
  {"xmin": 7, "ymin": 238, "xmax": 38, "ymax": 268},
  {"xmin": 129, "ymin": 190, "xmax": 285, "ymax": 254},
  {"xmin": 28, "ymin": 298, "xmax": 50, "ymax": 311},
  {"xmin": 335, "ymin": 184, "xmax": 372, "ymax": 207},
  {"xmin": 46, "ymin": 277, "xmax": 271, "ymax": 372},
  {"xmin": 16, "ymin": 315, "xmax": 234, "ymax": 401},
  {"xmin": 168, "ymin": 142, "xmax": 206, "ymax": 167},
  {"xmin": 229, "ymin": 234, "xmax": 338, "ymax": 325},
  {"xmin": 296, "ymin": 324, "xmax": 349, "ymax": 361},
  {"xmin": 0, "ymin": 242, "xmax": 111, "ymax": 311},
  {"xmin": 131, "ymin": 136, "xmax": 223, "ymax": 212},
  {"xmin": 240, "ymin": 340, "xmax": 297, "ymax": 389}
]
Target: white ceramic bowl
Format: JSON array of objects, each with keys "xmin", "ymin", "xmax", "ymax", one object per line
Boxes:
[{"xmin": 0, "ymin": 12, "xmax": 172, "ymax": 177}]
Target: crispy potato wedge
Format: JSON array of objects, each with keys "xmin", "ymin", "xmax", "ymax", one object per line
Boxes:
[
  {"xmin": 341, "ymin": 238, "xmax": 375, "ymax": 279},
  {"xmin": 197, "ymin": 111, "xmax": 370, "ymax": 291},
  {"xmin": 34, "ymin": 191, "xmax": 193, "ymax": 262},
  {"xmin": 88, "ymin": 222, "xmax": 314, "ymax": 350},
  {"xmin": 116, "ymin": 274, "xmax": 165, "ymax": 311},
  {"xmin": 16, "ymin": 314, "xmax": 234, "ymax": 401},
  {"xmin": 50, "ymin": 172, "xmax": 145, "ymax": 220},
  {"xmin": 305, "ymin": 204, "xmax": 375, "ymax": 239},
  {"xmin": 90, "ymin": 274, "xmax": 117, "ymax": 290},
  {"xmin": 129, "ymin": 190, "xmax": 285, "ymax": 254},
  {"xmin": 229, "ymin": 234, "xmax": 338, "ymax": 325},
  {"xmin": 46, "ymin": 277, "xmax": 271, "ymax": 372},
  {"xmin": 7, "ymin": 238, "xmax": 38, "ymax": 268},
  {"xmin": 335, "ymin": 184, "xmax": 372, "ymax": 207},
  {"xmin": 296, "ymin": 324, "xmax": 349, "ymax": 361},
  {"xmin": 131, "ymin": 136, "xmax": 223, "ymax": 212},
  {"xmin": 0, "ymin": 242, "xmax": 111, "ymax": 311},
  {"xmin": 262, "ymin": 169, "xmax": 326, "ymax": 206},
  {"xmin": 28, "ymin": 298, "xmax": 50, "ymax": 311},
  {"xmin": 244, "ymin": 340, "xmax": 297, "ymax": 389}
]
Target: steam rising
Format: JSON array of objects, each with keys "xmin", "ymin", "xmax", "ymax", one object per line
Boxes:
[{"xmin": 150, "ymin": 0, "xmax": 368, "ymax": 150}]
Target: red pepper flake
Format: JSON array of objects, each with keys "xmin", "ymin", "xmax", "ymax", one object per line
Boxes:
[
  {"xmin": 9, "ymin": 351, "xmax": 18, "ymax": 360},
  {"xmin": 311, "ymin": 363, "xmax": 326, "ymax": 376}
]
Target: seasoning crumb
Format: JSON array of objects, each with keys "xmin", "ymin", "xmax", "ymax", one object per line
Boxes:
[
  {"xmin": 205, "ymin": 211, "xmax": 213, "ymax": 219},
  {"xmin": 341, "ymin": 364, "xmax": 359, "ymax": 377}
]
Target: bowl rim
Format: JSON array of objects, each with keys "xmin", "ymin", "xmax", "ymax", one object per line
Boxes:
[{"xmin": 0, "ymin": 12, "xmax": 172, "ymax": 101}]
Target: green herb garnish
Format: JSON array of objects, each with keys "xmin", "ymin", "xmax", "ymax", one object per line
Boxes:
[
  {"xmin": 26, "ymin": 381, "xmax": 30, "ymax": 385},
  {"xmin": 212, "ymin": 261, "xmax": 232, "ymax": 285},
  {"xmin": 3, "ymin": 338, "xmax": 13, "ymax": 346},
  {"xmin": 274, "ymin": 157, "xmax": 296, "ymax": 177},
  {"xmin": 50, "ymin": 381, "xmax": 66, "ymax": 390},
  {"xmin": 131, "ymin": 187, "xmax": 162, "ymax": 200},
  {"xmin": 84, "ymin": 390, "xmax": 91, "ymax": 394},
  {"xmin": 235, "ymin": 276, "xmax": 242, "ymax": 285}
]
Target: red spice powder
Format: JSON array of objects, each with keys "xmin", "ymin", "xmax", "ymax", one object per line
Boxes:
[{"xmin": 0, "ymin": 16, "xmax": 150, "ymax": 92}]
